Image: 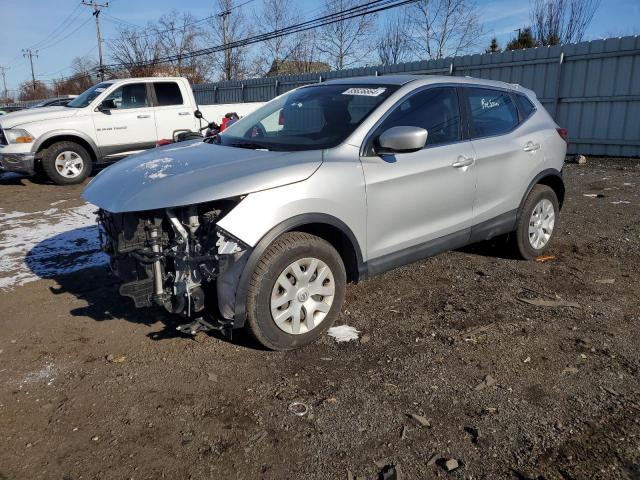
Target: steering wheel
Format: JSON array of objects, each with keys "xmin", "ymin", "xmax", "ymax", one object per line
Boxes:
[{"xmin": 246, "ymin": 122, "xmax": 267, "ymax": 139}]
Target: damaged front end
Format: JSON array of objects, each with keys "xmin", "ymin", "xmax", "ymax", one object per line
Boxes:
[{"xmin": 98, "ymin": 199, "xmax": 248, "ymax": 335}]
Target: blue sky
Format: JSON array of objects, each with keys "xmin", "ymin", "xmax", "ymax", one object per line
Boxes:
[{"xmin": 1, "ymin": 0, "xmax": 638, "ymax": 95}]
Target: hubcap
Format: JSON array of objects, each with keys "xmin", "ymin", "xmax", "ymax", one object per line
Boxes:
[
  {"xmin": 270, "ymin": 257, "xmax": 335, "ymax": 335},
  {"xmin": 54, "ymin": 151, "xmax": 84, "ymax": 178},
  {"xmin": 528, "ymin": 198, "xmax": 555, "ymax": 249}
]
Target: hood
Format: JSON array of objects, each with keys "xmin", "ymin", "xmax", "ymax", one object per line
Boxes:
[
  {"xmin": 0, "ymin": 106, "xmax": 78, "ymax": 128},
  {"xmin": 83, "ymin": 140, "xmax": 322, "ymax": 213}
]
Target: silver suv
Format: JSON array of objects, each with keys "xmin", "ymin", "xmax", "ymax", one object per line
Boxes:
[{"xmin": 84, "ymin": 75, "xmax": 567, "ymax": 350}]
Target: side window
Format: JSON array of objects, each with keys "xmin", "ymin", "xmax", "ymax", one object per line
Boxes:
[
  {"xmin": 515, "ymin": 93, "xmax": 536, "ymax": 121},
  {"xmin": 104, "ymin": 83, "xmax": 149, "ymax": 109},
  {"xmin": 154, "ymin": 82, "xmax": 184, "ymax": 106},
  {"xmin": 378, "ymin": 87, "xmax": 461, "ymax": 147},
  {"xmin": 466, "ymin": 88, "xmax": 518, "ymax": 137}
]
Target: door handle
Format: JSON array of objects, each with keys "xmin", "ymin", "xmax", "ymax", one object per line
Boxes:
[
  {"xmin": 523, "ymin": 141, "xmax": 541, "ymax": 152},
  {"xmin": 178, "ymin": 112, "xmax": 190, "ymax": 116},
  {"xmin": 137, "ymin": 114, "xmax": 151, "ymax": 119},
  {"xmin": 452, "ymin": 156, "xmax": 475, "ymax": 168}
]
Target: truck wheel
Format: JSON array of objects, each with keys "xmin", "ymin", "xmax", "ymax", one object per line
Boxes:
[
  {"xmin": 41, "ymin": 141, "xmax": 92, "ymax": 185},
  {"xmin": 512, "ymin": 184, "xmax": 559, "ymax": 259},
  {"xmin": 245, "ymin": 232, "xmax": 346, "ymax": 351}
]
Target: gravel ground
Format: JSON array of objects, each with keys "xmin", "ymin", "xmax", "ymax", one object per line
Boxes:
[{"xmin": 0, "ymin": 159, "xmax": 639, "ymax": 480}]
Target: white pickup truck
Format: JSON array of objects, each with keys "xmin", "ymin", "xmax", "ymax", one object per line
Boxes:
[{"xmin": 0, "ymin": 77, "xmax": 262, "ymax": 185}]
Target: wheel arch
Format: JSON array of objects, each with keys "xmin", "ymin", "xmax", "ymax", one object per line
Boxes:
[
  {"xmin": 230, "ymin": 213, "xmax": 365, "ymax": 329},
  {"xmin": 518, "ymin": 168, "xmax": 565, "ymax": 219}
]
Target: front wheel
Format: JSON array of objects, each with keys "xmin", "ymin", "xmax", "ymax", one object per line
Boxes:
[
  {"xmin": 245, "ymin": 232, "xmax": 346, "ymax": 351},
  {"xmin": 512, "ymin": 184, "xmax": 560, "ymax": 259},
  {"xmin": 41, "ymin": 141, "xmax": 92, "ymax": 185}
]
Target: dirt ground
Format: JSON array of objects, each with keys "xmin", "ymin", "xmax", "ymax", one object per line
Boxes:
[{"xmin": 0, "ymin": 159, "xmax": 639, "ymax": 480}]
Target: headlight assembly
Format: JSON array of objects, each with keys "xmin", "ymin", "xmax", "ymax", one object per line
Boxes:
[{"xmin": 4, "ymin": 129, "xmax": 35, "ymax": 144}]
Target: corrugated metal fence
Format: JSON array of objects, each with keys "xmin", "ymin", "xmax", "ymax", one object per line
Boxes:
[{"xmin": 193, "ymin": 35, "xmax": 640, "ymax": 157}]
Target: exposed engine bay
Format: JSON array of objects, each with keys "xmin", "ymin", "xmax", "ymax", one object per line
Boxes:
[{"xmin": 97, "ymin": 199, "xmax": 247, "ymax": 333}]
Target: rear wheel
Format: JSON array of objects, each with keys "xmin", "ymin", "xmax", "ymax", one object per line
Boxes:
[
  {"xmin": 41, "ymin": 141, "xmax": 92, "ymax": 185},
  {"xmin": 245, "ymin": 232, "xmax": 346, "ymax": 351},
  {"xmin": 512, "ymin": 184, "xmax": 559, "ymax": 259}
]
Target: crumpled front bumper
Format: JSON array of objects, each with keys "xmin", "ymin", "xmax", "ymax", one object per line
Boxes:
[{"xmin": 0, "ymin": 151, "xmax": 36, "ymax": 175}]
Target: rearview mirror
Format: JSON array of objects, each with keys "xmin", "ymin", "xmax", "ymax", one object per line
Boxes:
[{"xmin": 377, "ymin": 126, "xmax": 428, "ymax": 154}]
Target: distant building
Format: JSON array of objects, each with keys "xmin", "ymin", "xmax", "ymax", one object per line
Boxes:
[{"xmin": 266, "ymin": 60, "xmax": 331, "ymax": 77}]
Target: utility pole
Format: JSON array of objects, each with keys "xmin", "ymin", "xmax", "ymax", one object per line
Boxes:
[
  {"xmin": 219, "ymin": 9, "xmax": 231, "ymax": 81},
  {"xmin": 82, "ymin": 0, "xmax": 109, "ymax": 81},
  {"xmin": 0, "ymin": 66, "xmax": 9, "ymax": 99},
  {"xmin": 22, "ymin": 49, "xmax": 38, "ymax": 91}
]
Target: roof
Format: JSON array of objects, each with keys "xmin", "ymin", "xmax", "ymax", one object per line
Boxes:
[{"xmin": 322, "ymin": 74, "xmax": 524, "ymax": 92}]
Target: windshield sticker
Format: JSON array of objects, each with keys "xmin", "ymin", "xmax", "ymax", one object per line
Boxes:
[
  {"xmin": 481, "ymin": 98, "xmax": 499, "ymax": 109},
  {"xmin": 342, "ymin": 87, "xmax": 386, "ymax": 97}
]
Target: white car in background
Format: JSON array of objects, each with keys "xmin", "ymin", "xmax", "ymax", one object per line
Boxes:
[{"xmin": 0, "ymin": 77, "xmax": 262, "ymax": 185}]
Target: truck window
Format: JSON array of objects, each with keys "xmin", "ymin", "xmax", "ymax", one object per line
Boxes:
[
  {"xmin": 104, "ymin": 83, "xmax": 149, "ymax": 109},
  {"xmin": 154, "ymin": 82, "xmax": 184, "ymax": 106}
]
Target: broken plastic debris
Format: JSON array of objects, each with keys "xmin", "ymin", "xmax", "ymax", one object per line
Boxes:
[
  {"xmin": 534, "ymin": 255, "xmax": 556, "ymax": 263},
  {"xmin": 288, "ymin": 402, "xmax": 309, "ymax": 416},
  {"xmin": 327, "ymin": 325, "xmax": 360, "ymax": 342},
  {"xmin": 518, "ymin": 297, "xmax": 581, "ymax": 308}
]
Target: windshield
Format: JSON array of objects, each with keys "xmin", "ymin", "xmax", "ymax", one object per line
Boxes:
[
  {"xmin": 66, "ymin": 82, "xmax": 112, "ymax": 108},
  {"xmin": 219, "ymin": 84, "xmax": 398, "ymax": 151}
]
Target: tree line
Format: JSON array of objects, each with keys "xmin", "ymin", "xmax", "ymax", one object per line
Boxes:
[{"xmin": 12, "ymin": 0, "xmax": 600, "ymax": 101}]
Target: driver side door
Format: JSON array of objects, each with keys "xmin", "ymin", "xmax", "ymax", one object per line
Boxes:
[
  {"xmin": 93, "ymin": 83, "xmax": 158, "ymax": 160},
  {"xmin": 360, "ymin": 86, "xmax": 477, "ymax": 272}
]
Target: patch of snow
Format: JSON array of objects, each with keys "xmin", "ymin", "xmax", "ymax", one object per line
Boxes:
[
  {"xmin": 19, "ymin": 362, "xmax": 57, "ymax": 387},
  {"xmin": 328, "ymin": 325, "xmax": 360, "ymax": 343},
  {"xmin": 135, "ymin": 156, "xmax": 174, "ymax": 182},
  {"xmin": 0, "ymin": 203, "xmax": 108, "ymax": 290}
]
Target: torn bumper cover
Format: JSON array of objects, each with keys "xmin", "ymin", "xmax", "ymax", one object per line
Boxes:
[{"xmin": 97, "ymin": 204, "xmax": 250, "ymax": 328}]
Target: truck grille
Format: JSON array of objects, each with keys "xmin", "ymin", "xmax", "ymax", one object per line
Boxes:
[{"xmin": 0, "ymin": 126, "xmax": 6, "ymax": 146}]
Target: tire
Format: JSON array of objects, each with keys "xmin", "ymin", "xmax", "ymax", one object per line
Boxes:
[
  {"xmin": 245, "ymin": 232, "xmax": 347, "ymax": 351},
  {"xmin": 41, "ymin": 141, "xmax": 92, "ymax": 185},
  {"xmin": 512, "ymin": 184, "xmax": 560, "ymax": 260}
]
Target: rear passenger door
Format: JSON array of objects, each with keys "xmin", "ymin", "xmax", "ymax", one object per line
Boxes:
[
  {"xmin": 463, "ymin": 87, "xmax": 545, "ymax": 225},
  {"xmin": 152, "ymin": 81, "xmax": 196, "ymax": 140}
]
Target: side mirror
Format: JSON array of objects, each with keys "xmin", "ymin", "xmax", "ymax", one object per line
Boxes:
[
  {"xmin": 194, "ymin": 109, "xmax": 203, "ymax": 119},
  {"xmin": 377, "ymin": 126, "xmax": 428, "ymax": 154},
  {"xmin": 98, "ymin": 99, "xmax": 116, "ymax": 112}
]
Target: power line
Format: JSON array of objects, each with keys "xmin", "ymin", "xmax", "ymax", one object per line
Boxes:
[
  {"xmin": 28, "ymin": 3, "xmax": 84, "ymax": 51},
  {"xmin": 38, "ymin": 17, "xmax": 94, "ymax": 52},
  {"xmin": 102, "ymin": 0, "xmax": 415, "ymax": 71}
]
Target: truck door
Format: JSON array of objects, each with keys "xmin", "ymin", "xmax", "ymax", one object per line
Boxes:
[
  {"xmin": 93, "ymin": 82, "xmax": 158, "ymax": 159},
  {"xmin": 151, "ymin": 81, "xmax": 197, "ymax": 140}
]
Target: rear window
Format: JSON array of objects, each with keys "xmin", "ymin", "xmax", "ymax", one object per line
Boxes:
[
  {"xmin": 466, "ymin": 88, "xmax": 519, "ymax": 138},
  {"xmin": 154, "ymin": 82, "xmax": 184, "ymax": 106},
  {"xmin": 515, "ymin": 93, "xmax": 536, "ymax": 120}
]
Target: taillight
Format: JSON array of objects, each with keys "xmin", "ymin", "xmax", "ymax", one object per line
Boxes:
[
  {"xmin": 156, "ymin": 139, "xmax": 173, "ymax": 147},
  {"xmin": 556, "ymin": 128, "xmax": 568, "ymax": 144}
]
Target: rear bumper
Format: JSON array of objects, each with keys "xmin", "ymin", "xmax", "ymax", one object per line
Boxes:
[{"xmin": 0, "ymin": 152, "xmax": 35, "ymax": 175}]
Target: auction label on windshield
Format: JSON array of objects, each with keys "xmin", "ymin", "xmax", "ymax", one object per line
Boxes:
[{"xmin": 342, "ymin": 87, "xmax": 387, "ymax": 97}]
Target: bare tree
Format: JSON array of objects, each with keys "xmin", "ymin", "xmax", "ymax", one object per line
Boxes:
[
  {"xmin": 109, "ymin": 25, "xmax": 161, "ymax": 77},
  {"xmin": 206, "ymin": 0, "xmax": 257, "ymax": 81},
  {"xmin": 409, "ymin": 0, "xmax": 482, "ymax": 60},
  {"xmin": 377, "ymin": 11, "xmax": 413, "ymax": 65},
  {"xmin": 18, "ymin": 80, "xmax": 50, "ymax": 101},
  {"xmin": 154, "ymin": 12, "xmax": 210, "ymax": 83},
  {"xmin": 51, "ymin": 56, "xmax": 97, "ymax": 96},
  {"xmin": 531, "ymin": 0, "xmax": 601, "ymax": 46},
  {"xmin": 254, "ymin": 0, "xmax": 302, "ymax": 75},
  {"xmin": 317, "ymin": 0, "xmax": 376, "ymax": 70}
]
